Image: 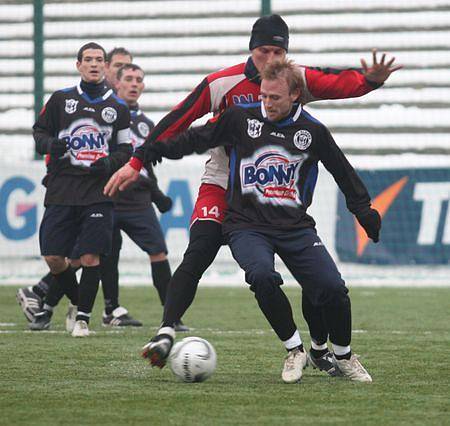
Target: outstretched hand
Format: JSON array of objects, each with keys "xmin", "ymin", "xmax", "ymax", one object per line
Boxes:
[
  {"xmin": 361, "ymin": 49, "xmax": 403, "ymax": 84},
  {"xmin": 103, "ymin": 163, "xmax": 139, "ymax": 197}
]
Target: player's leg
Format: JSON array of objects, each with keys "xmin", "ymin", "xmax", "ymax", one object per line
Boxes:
[
  {"xmin": 100, "ymin": 225, "xmax": 121, "ymax": 315},
  {"xmin": 141, "ymin": 219, "xmax": 224, "ymax": 367},
  {"xmin": 278, "ymin": 228, "xmax": 371, "ymax": 382},
  {"xmin": 142, "ymin": 184, "xmax": 226, "ymax": 366},
  {"xmin": 228, "ymin": 229, "xmax": 307, "ymax": 383},
  {"xmin": 31, "ymin": 205, "xmax": 78, "ymax": 330},
  {"xmin": 100, "ymin": 222, "xmax": 142, "ymax": 327},
  {"xmin": 72, "ymin": 203, "xmax": 113, "ymax": 337}
]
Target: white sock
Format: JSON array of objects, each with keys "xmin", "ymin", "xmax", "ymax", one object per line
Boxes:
[
  {"xmin": 311, "ymin": 341, "xmax": 328, "ymax": 351},
  {"xmin": 283, "ymin": 330, "xmax": 302, "ymax": 351},
  {"xmin": 332, "ymin": 343, "xmax": 351, "ymax": 356}
]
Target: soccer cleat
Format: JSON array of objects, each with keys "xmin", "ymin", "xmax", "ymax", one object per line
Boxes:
[
  {"xmin": 281, "ymin": 348, "xmax": 308, "ymax": 384},
  {"xmin": 142, "ymin": 327, "xmax": 175, "ymax": 368},
  {"xmin": 332, "ymin": 354, "xmax": 372, "ymax": 382},
  {"xmin": 29, "ymin": 310, "xmax": 52, "ymax": 331},
  {"xmin": 16, "ymin": 286, "xmax": 43, "ymax": 322},
  {"xmin": 72, "ymin": 320, "xmax": 89, "ymax": 337},
  {"xmin": 307, "ymin": 350, "xmax": 342, "ymax": 377},
  {"xmin": 102, "ymin": 306, "xmax": 143, "ymax": 327},
  {"xmin": 65, "ymin": 303, "xmax": 77, "ymax": 333},
  {"xmin": 173, "ymin": 319, "xmax": 190, "ymax": 332}
]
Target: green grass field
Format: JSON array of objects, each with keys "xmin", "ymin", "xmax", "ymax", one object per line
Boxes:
[{"xmin": 1, "ymin": 285, "xmax": 449, "ymax": 425}]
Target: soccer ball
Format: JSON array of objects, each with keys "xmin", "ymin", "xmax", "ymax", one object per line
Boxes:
[{"xmin": 169, "ymin": 337, "xmax": 217, "ymax": 383}]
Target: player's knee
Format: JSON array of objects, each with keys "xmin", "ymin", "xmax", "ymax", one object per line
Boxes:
[
  {"xmin": 44, "ymin": 255, "xmax": 67, "ymax": 273},
  {"xmin": 80, "ymin": 254, "xmax": 100, "ymax": 267},
  {"xmin": 150, "ymin": 252, "xmax": 167, "ymax": 263},
  {"xmin": 246, "ymin": 267, "xmax": 282, "ymax": 290}
]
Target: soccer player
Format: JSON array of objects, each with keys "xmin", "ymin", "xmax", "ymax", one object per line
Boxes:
[
  {"xmin": 105, "ymin": 47, "xmax": 133, "ymax": 89},
  {"xmin": 144, "ymin": 59, "xmax": 380, "ymax": 382},
  {"xmin": 100, "ymin": 63, "xmax": 188, "ymax": 330},
  {"xmin": 31, "ymin": 42, "xmax": 133, "ymax": 337},
  {"xmin": 17, "ymin": 47, "xmax": 137, "ymax": 328},
  {"xmin": 105, "ymin": 15, "xmax": 400, "ymax": 371}
]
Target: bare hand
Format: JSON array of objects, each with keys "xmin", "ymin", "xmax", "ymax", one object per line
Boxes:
[
  {"xmin": 103, "ymin": 163, "xmax": 139, "ymax": 197},
  {"xmin": 361, "ymin": 49, "xmax": 403, "ymax": 84}
]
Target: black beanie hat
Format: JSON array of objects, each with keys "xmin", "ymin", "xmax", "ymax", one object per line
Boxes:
[{"xmin": 249, "ymin": 14, "xmax": 289, "ymax": 52}]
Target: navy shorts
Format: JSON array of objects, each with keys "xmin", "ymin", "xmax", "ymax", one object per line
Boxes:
[
  {"xmin": 39, "ymin": 203, "xmax": 113, "ymax": 257},
  {"xmin": 114, "ymin": 206, "xmax": 167, "ymax": 255}
]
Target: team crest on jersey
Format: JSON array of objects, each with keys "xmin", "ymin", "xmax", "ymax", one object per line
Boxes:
[
  {"xmin": 138, "ymin": 122, "xmax": 150, "ymax": 138},
  {"xmin": 101, "ymin": 107, "xmax": 117, "ymax": 123},
  {"xmin": 247, "ymin": 119, "xmax": 264, "ymax": 139},
  {"xmin": 241, "ymin": 146, "xmax": 307, "ymax": 205},
  {"xmin": 65, "ymin": 99, "xmax": 78, "ymax": 114},
  {"xmin": 293, "ymin": 130, "xmax": 312, "ymax": 150}
]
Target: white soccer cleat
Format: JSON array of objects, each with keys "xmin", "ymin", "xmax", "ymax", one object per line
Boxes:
[
  {"xmin": 282, "ymin": 348, "xmax": 308, "ymax": 384},
  {"xmin": 71, "ymin": 320, "xmax": 89, "ymax": 337},
  {"xmin": 333, "ymin": 354, "xmax": 372, "ymax": 382},
  {"xmin": 65, "ymin": 303, "xmax": 77, "ymax": 332}
]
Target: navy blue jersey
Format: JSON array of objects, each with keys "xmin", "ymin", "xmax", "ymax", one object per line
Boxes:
[
  {"xmin": 33, "ymin": 83, "xmax": 132, "ymax": 206},
  {"xmin": 151, "ymin": 102, "xmax": 372, "ymax": 234},
  {"xmin": 113, "ymin": 107, "xmax": 165, "ymax": 211}
]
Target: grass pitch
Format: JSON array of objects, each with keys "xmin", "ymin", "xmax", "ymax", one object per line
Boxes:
[{"xmin": 0, "ymin": 285, "xmax": 449, "ymax": 425}]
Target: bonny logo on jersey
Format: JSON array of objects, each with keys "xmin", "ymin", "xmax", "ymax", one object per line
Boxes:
[
  {"xmin": 65, "ymin": 99, "xmax": 78, "ymax": 114},
  {"xmin": 101, "ymin": 107, "xmax": 117, "ymax": 123},
  {"xmin": 293, "ymin": 130, "xmax": 312, "ymax": 150},
  {"xmin": 60, "ymin": 119, "xmax": 111, "ymax": 163},
  {"xmin": 241, "ymin": 147, "xmax": 306, "ymax": 204},
  {"xmin": 247, "ymin": 119, "xmax": 264, "ymax": 139}
]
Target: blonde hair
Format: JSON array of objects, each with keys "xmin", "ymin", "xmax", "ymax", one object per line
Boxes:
[{"xmin": 260, "ymin": 59, "xmax": 302, "ymax": 94}]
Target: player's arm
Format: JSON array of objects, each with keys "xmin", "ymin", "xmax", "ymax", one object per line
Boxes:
[
  {"xmin": 145, "ymin": 166, "xmax": 173, "ymax": 213},
  {"xmin": 133, "ymin": 77, "xmax": 214, "ymax": 170},
  {"xmin": 316, "ymin": 126, "xmax": 381, "ymax": 242},
  {"xmin": 302, "ymin": 49, "xmax": 402, "ymax": 103},
  {"xmin": 105, "ymin": 77, "xmax": 214, "ymax": 197},
  {"xmin": 90, "ymin": 109, "xmax": 133, "ymax": 177},
  {"xmin": 33, "ymin": 93, "xmax": 67, "ymax": 158},
  {"xmin": 148, "ymin": 108, "xmax": 237, "ymax": 164}
]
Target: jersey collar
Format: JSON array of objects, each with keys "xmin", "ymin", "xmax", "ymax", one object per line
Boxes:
[
  {"xmin": 261, "ymin": 101, "xmax": 302, "ymax": 127},
  {"xmin": 77, "ymin": 82, "xmax": 113, "ymax": 104}
]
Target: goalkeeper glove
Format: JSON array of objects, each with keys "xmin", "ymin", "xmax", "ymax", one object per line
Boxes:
[
  {"xmin": 356, "ymin": 208, "xmax": 381, "ymax": 243},
  {"xmin": 153, "ymin": 193, "xmax": 173, "ymax": 213},
  {"xmin": 49, "ymin": 138, "xmax": 69, "ymax": 158},
  {"xmin": 89, "ymin": 157, "xmax": 111, "ymax": 176}
]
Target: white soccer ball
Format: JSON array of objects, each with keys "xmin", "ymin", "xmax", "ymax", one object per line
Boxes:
[{"xmin": 169, "ymin": 337, "xmax": 217, "ymax": 383}]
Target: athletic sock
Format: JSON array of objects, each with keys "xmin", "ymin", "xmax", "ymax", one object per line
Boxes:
[
  {"xmin": 57, "ymin": 266, "xmax": 79, "ymax": 306},
  {"xmin": 76, "ymin": 311, "xmax": 91, "ymax": 323},
  {"xmin": 283, "ymin": 330, "xmax": 303, "ymax": 351},
  {"xmin": 77, "ymin": 265, "xmax": 101, "ymax": 323},
  {"xmin": 32, "ymin": 272, "xmax": 53, "ymax": 298},
  {"xmin": 334, "ymin": 351, "xmax": 352, "ymax": 360},
  {"xmin": 45, "ymin": 273, "xmax": 66, "ymax": 307},
  {"xmin": 151, "ymin": 260, "xmax": 171, "ymax": 305},
  {"xmin": 310, "ymin": 348, "xmax": 329, "ymax": 358}
]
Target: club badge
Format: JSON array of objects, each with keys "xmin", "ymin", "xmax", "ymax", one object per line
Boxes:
[
  {"xmin": 101, "ymin": 107, "xmax": 117, "ymax": 123},
  {"xmin": 247, "ymin": 119, "xmax": 264, "ymax": 139},
  {"xmin": 138, "ymin": 122, "xmax": 150, "ymax": 138},
  {"xmin": 293, "ymin": 130, "xmax": 312, "ymax": 150},
  {"xmin": 65, "ymin": 99, "xmax": 78, "ymax": 114}
]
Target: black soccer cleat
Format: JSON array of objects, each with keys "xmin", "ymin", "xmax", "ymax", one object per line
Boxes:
[
  {"xmin": 173, "ymin": 319, "xmax": 190, "ymax": 332},
  {"xmin": 142, "ymin": 332, "xmax": 174, "ymax": 369},
  {"xmin": 102, "ymin": 306, "xmax": 143, "ymax": 327},
  {"xmin": 29, "ymin": 310, "xmax": 52, "ymax": 331},
  {"xmin": 308, "ymin": 350, "xmax": 342, "ymax": 377},
  {"xmin": 16, "ymin": 286, "xmax": 43, "ymax": 322}
]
